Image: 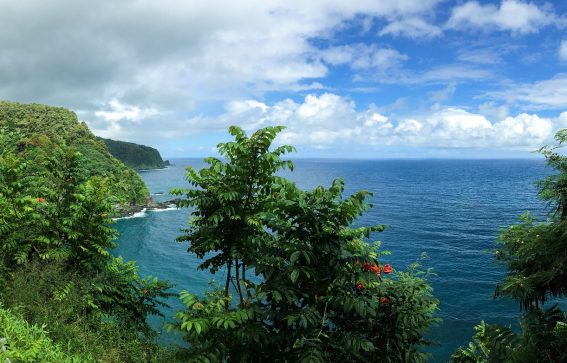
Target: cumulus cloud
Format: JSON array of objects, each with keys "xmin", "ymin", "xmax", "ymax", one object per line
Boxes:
[
  {"xmin": 95, "ymin": 99, "xmax": 158, "ymax": 123},
  {"xmin": 446, "ymin": 0, "xmax": 555, "ymax": 33},
  {"xmin": 183, "ymin": 93, "xmax": 561, "ymax": 151}
]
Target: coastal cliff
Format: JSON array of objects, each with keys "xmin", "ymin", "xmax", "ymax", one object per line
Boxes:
[
  {"xmin": 97, "ymin": 137, "xmax": 168, "ymax": 170},
  {"xmin": 0, "ymin": 101, "xmax": 149, "ymax": 214}
]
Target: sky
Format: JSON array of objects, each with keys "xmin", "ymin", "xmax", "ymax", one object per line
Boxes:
[{"xmin": 1, "ymin": 0, "xmax": 567, "ymax": 158}]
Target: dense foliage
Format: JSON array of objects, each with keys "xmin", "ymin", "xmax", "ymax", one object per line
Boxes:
[
  {"xmin": 0, "ymin": 124, "xmax": 174, "ymax": 361},
  {"xmin": 171, "ymin": 126, "xmax": 440, "ymax": 362},
  {"xmin": 0, "ymin": 101, "xmax": 149, "ymax": 211},
  {"xmin": 451, "ymin": 307, "xmax": 567, "ymax": 363},
  {"xmin": 0, "ymin": 305, "xmax": 89, "ymax": 363},
  {"xmin": 98, "ymin": 137, "xmax": 167, "ymax": 170},
  {"xmin": 451, "ymin": 130, "xmax": 567, "ymax": 363}
]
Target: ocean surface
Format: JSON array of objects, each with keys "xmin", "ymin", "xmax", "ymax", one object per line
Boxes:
[{"xmin": 113, "ymin": 158, "xmax": 550, "ymax": 362}]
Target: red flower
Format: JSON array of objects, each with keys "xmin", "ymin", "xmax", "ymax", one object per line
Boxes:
[
  {"xmin": 363, "ymin": 262, "xmax": 381, "ymax": 277},
  {"xmin": 38, "ymin": 197, "xmax": 45, "ymax": 203},
  {"xmin": 382, "ymin": 264, "xmax": 393, "ymax": 274},
  {"xmin": 370, "ymin": 264, "xmax": 380, "ymax": 277},
  {"xmin": 380, "ymin": 297, "xmax": 389, "ymax": 304},
  {"xmin": 356, "ymin": 282, "xmax": 365, "ymax": 290},
  {"xmin": 143, "ymin": 289, "xmax": 148, "ymax": 294}
]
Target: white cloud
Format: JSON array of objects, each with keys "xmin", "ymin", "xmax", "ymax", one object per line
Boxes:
[
  {"xmin": 319, "ymin": 44, "xmax": 408, "ymax": 70},
  {"xmin": 489, "ymin": 74, "xmax": 567, "ymax": 109},
  {"xmin": 397, "ymin": 65, "xmax": 494, "ymax": 84},
  {"xmin": 95, "ymin": 99, "xmax": 158, "ymax": 122},
  {"xmin": 0, "ymin": 0, "xmax": 442, "ymax": 111},
  {"xmin": 181, "ymin": 93, "xmax": 562, "ymax": 150},
  {"xmin": 560, "ymin": 40, "xmax": 567, "ymax": 61},
  {"xmin": 379, "ymin": 17, "xmax": 442, "ymax": 38},
  {"xmin": 395, "ymin": 119, "xmax": 423, "ymax": 134},
  {"xmin": 429, "ymin": 84, "xmax": 456, "ymax": 102},
  {"xmin": 478, "ymin": 102, "xmax": 509, "ymax": 121},
  {"xmin": 493, "ymin": 113, "xmax": 553, "ymax": 144},
  {"xmin": 446, "ymin": 0, "xmax": 554, "ymax": 34},
  {"xmin": 458, "ymin": 48, "xmax": 505, "ymax": 65}
]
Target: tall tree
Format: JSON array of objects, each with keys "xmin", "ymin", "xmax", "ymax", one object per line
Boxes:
[
  {"xmin": 172, "ymin": 126, "xmax": 294, "ymax": 307},
  {"xmin": 171, "ymin": 126, "xmax": 439, "ymax": 362}
]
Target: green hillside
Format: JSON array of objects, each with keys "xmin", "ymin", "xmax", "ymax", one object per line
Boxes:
[
  {"xmin": 0, "ymin": 305, "xmax": 92, "ymax": 362},
  {"xmin": 0, "ymin": 101, "xmax": 148, "ymax": 212},
  {"xmin": 97, "ymin": 137, "xmax": 166, "ymax": 170}
]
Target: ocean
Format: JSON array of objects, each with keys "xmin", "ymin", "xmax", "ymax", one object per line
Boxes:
[{"xmin": 112, "ymin": 158, "xmax": 549, "ymax": 362}]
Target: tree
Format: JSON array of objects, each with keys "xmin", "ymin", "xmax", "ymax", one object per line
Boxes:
[
  {"xmin": 494, "ymin": 130, "xmax": 567, "ymax": 308},
  {"xmin": 171, "ymin": 126, "xmax": 294, "ymax": 308},
  {"xmin": 452, "ymin": 129, "xmax": 567, "ymax": 363},
  {"xmin": 171, "ymin": 126, "xmax": 439, "ymax": 362}
]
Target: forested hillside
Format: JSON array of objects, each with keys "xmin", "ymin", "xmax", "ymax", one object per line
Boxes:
[
  {"xmin": 98, "ymin": 137, "xmax": 166, "ymax": 170},
  {"xmin": 0, "ymin": 101, "xmax": 176, "ymax": 362},
  {"xmin": 0, "ymin": 101, "xmax": 148, "ymax": 211}
]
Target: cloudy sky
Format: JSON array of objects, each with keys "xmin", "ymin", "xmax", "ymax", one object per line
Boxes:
[{"xmin": 1, "ymin": 0, "xmax": 567, "ymax": 158}]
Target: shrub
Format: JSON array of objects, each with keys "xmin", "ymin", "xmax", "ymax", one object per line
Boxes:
[{"xmin": 0, "ymin": 304, "xmax": 90, "ymax": 362}]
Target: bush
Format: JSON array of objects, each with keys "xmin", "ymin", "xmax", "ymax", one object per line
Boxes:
[
  {"xmin": 0, "ymin": 260, "xmax": 177, "ymax": 363},
  {"xmin": 0, "ymin": 304, "xmax": 90, "ymax": 362}
]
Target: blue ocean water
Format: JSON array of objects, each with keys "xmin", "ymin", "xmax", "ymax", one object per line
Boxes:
[{"xmin": 113, "ymin": 158, "xmax": 549, "ymax": 362}]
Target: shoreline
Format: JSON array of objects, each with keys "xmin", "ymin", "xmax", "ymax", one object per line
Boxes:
[{"xmin": 113, "ymin": 197, "xmax": 180, "ymax": 220}]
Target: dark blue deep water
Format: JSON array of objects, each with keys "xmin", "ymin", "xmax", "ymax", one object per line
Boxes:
[{"xmin": 113, "ymin": 158, "xmax": 549, "ymax": 362}]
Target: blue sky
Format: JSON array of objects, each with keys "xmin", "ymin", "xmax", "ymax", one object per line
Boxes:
[{"xmin": 1, "ymin": 0, "xmax": 567, "ymax": 158}]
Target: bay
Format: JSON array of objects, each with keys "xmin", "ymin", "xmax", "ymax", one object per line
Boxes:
[{"xmin": 113, "ymin": 158, "xmax": 549, "ymax": 362}]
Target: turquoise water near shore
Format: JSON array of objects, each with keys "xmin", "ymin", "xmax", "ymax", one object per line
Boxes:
[{"xmin": 113, "ymin": 158, "xmax": 549, "ymax": 362}]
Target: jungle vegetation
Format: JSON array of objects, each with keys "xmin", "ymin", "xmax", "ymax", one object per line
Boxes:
[
  {"xmin": 98, "ymin": 137, "xmax": 167, "ymax": 170},
  {"xmin": 3, "ymin": 102, "xmax": 567, "ymax": 362},
  {"xmin": 0, "ymin": 101, "xmax": 149, "ymax": 210}
]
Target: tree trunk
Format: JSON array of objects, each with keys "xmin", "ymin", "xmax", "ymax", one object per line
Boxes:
[
  {"xmin": 243, "ymin": 263, "xmax": 252, "ymax": 301},
  {"xmin": 224, "ymin": 258, "xmax": 233, "ymax": 310},
  {"xmin": 235, "ymin": 259, "xmax": 244, "ymax": 305}
]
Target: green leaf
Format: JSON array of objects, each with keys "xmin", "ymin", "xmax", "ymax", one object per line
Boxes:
[
  {"xmin": 290, "ymin": 251, "xmax": 301, "ymax": 265},
  {"xmin": 290, "ymin": 270, "xmax": 300, "ymax": 284}
]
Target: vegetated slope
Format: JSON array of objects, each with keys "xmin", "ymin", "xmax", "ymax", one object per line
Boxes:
[
  {"xmin": 0, "ymin": 306, "xmax": 92, "ymax": 362},
  {"xmin": 97, "ymin": 137, "xmax": 166, "ymax": 170},
  {"xmin": 0, "ymin": 101, "xmax": 148, "ymax": 211}
]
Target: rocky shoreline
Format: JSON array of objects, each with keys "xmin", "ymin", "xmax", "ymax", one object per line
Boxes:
[{"xmin": 113, "ymin": 197, "xmax": 180, "ymax": 218}]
